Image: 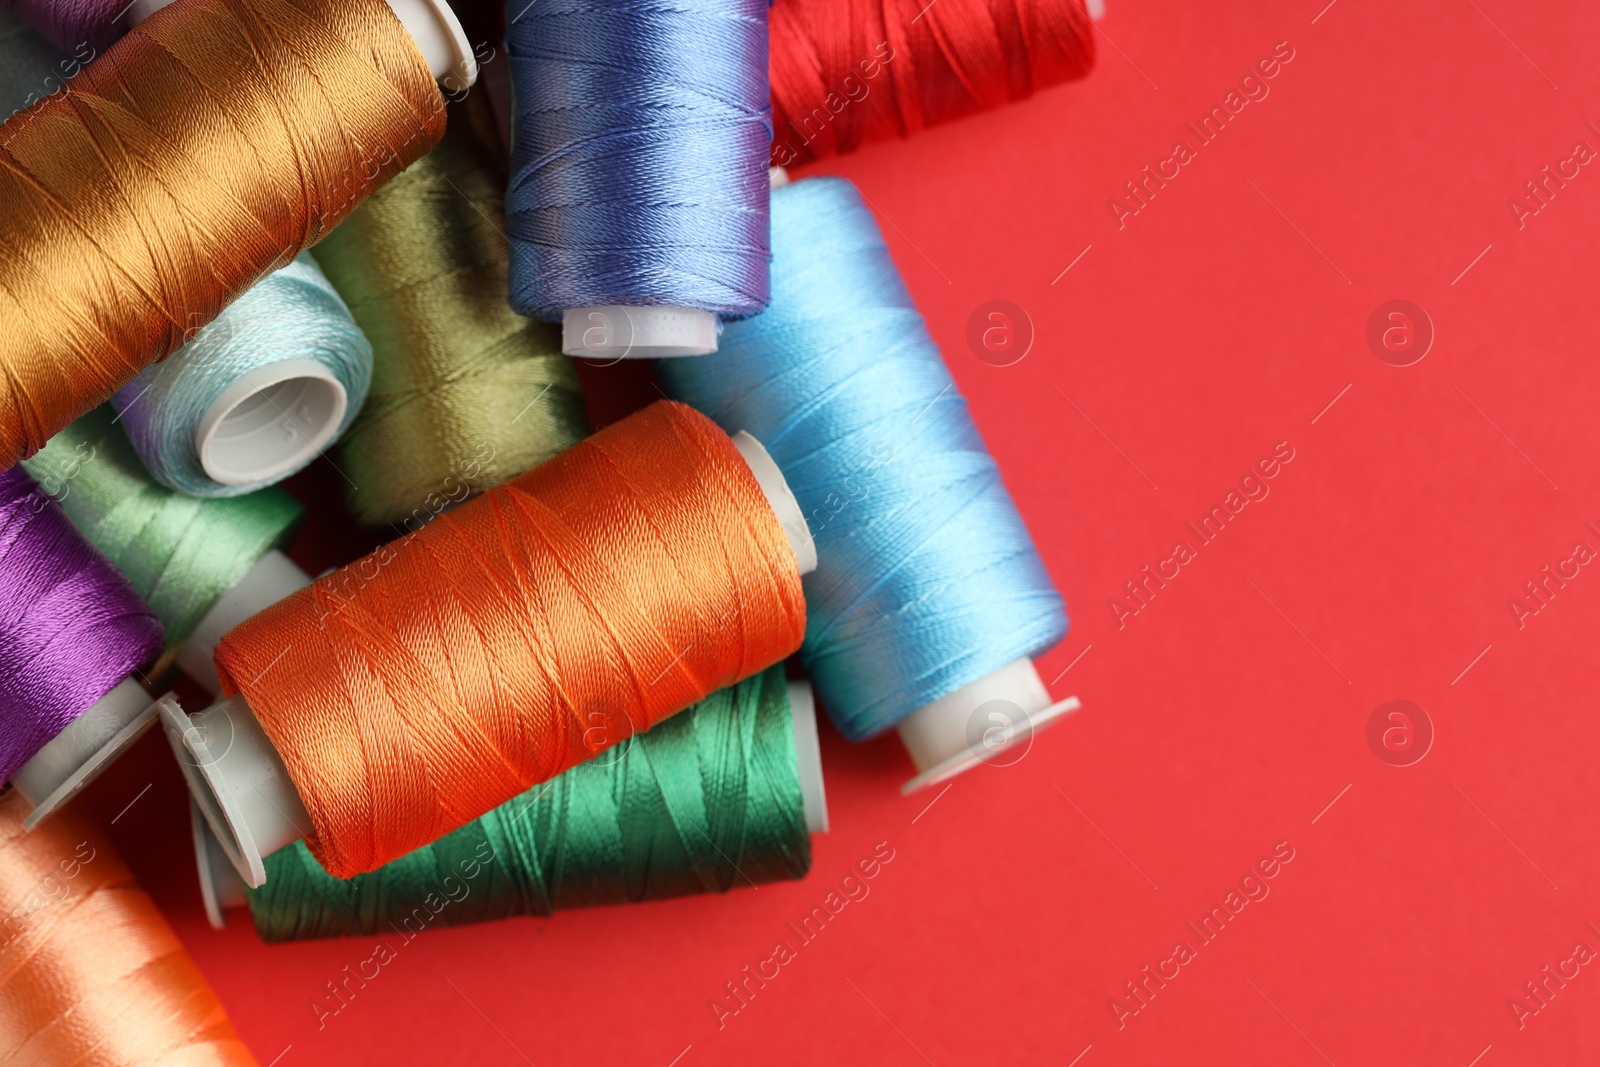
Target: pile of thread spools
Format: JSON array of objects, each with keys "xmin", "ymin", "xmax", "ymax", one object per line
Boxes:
[{"xmin": 0, "ymin": 0, "xmax": 1096, "ymax": 1057}]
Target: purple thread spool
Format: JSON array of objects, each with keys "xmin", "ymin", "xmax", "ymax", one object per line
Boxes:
[
  {"xmin": 0, "ymin": 466, "xmax": 166, "ymax": 828},
  {"xmin": 0, "ymin": 0, "xmax": 128, "ymax": 54}
]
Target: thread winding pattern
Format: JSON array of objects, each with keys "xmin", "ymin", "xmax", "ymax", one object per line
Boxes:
[
  {"xmin": 505, "ymin": 0, "xmax": 774, "ymax": 320},
  {"xmin": 769, "ymin": 0, "xmax": 1094, "ymax": 164},
  {"xmin": 0, "ymin": 466, "xmax": 162, "ymax": 782},
  {"xmin": 0, "ymin": 793, "xmax": 259, "ymax": 1065},
  {"xmin": 216, "ymin": 400, "xmax": 807, "ymax": 878},
  {"xmin": 318, "ymin": 94, "xmax": 589, "ymax": 526},
  {"xmin": 659, "ymin": 179, "xmax": 1067, "ymax": 740},
  {"xmin": 0, "ymin": 0, "xmax": 445, "ymax": 469},
  {"xmin": 21, "ymin": 407, "xmax": 303, "ymax": 646},
  {"xmin": 247, "ymin": 666, "xmax": 810, "ymax": 939}
]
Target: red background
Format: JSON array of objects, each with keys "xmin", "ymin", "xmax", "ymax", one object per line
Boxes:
[{"xmin": 81, "ymin": 1, "xmax": 1600, "ymax": 1063}]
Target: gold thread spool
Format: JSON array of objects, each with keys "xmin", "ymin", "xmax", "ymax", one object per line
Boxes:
[{"xmin": 0, "ymin": 0, "xmax": 447, "ymax": 468}]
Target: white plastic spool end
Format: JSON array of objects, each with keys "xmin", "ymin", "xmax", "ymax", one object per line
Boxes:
[
  {"xmin": 384, "ymin": 0, "xmax": 477, "ymax": 91},
  {"xmin": 770, "ymin": 166, "xmax": 791, "ymax": 188},
  {"xmin": 175, "ymin": 551, "xmax": 313, "ymax": 696},
  {"xmin": 191, "ymin": 799, "xmax": 248, "ymax": 930},
  {"xmin": 195, "ymin": 359, "xmax": 347, "ymax": 488},
  {"xmin": 731, "ymin": 431, "xmax": 817, "ymax": 577},
  {"xmin": 13, "ymin": 679, "xmax": 172, "ymax": 830},
  {"xmin": 562, "ymin": 306, "xmax": 721, "ymax": 359},
  {"xmin": 897, "ymin": 658, "xmax": 1082, "ymax": 794},
  {"xmin": 162, "ymin": 696, "xmax": 310, "ymax": 889},
  {"xmin": 786, "ymin": 680, "xmax": 829, "ymax": 834},
  {"xmin": 126, "ymin": 0, "xmax": 477, "ymax": 90}
]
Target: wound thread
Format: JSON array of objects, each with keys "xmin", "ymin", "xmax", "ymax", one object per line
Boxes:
[
  {"xmin": 0, "ymin": 467, "xmax": 162, "ymax": 782},
  {"xmin": 0, "ymin": 0, "xmax": 446, "ymax": 469},
  {"xmin": 316, "ymin": 93, "xmax": 588, "ymax": 527},
  {"xmin": 246, "ymin": 666, "xmax": 810, "ymax": 940},
  {"xmin": 216, "ymin": 400, "xmax": 807, "ymax": 879},
  {"xmin": 769, "ymin": 0, "xmax": 1094, "ymax": 165},
  {"xmin": 0, "ymin": 792, "xmax": 259, "ymax": 1066}
]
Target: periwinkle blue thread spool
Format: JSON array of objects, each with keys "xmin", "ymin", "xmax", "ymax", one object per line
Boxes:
[
  {"xmin": 111, "ymin": 254, "xmax": 374, "ymax": 498},
  {"xmin": 658, "ymin": 176, "xmax": 1075, "ymax": 792},
  {"xmin": 504, "ymin": 0, "xmax": 772, "ymax": 360}
]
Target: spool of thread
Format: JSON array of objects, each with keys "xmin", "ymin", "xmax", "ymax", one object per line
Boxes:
[
  {"xmin": 0, "ymin": 792, "xmax": 260, "ymax": 1066},
  {"xmin": 316, "ymin": 92, "xmax": 588, "ymax": 527},
  {"xmin": 0, "ymin": 466, "xmax": 169, "ymax": 828},
  {"xmin": 768, "ymin": 0, "xmax": 1096, "ymax": 166},
  {"xmin": 193, "ymin": 669, "xmax": 828, "ymax": 938},
  {"xmin": 659, "ymin": 178, "xmax": 1074, "ymax": 792},
  {"xmin": 504, "ymin": 0, "xmax": 773, "ymax": 360},
  {"xmin": 20, "ymin": 406, "xmax": 308, "ymax": 696},
  {"xmin": 0, "ymin": 8, "xmax": 82, "ymax": 120},
  {"xmin": 0, "ymin": 0, "xmax": 474, "ymax": 472},
  {"xmin": 110, "ymin": 254, "xmax": 373, "ymax": 497},
  {"xmin": 166, "ymin": 400, "xmax": 817, "ymax": 886}
]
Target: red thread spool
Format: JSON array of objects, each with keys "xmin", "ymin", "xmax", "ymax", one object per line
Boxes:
[{"xmin": 769, "ymin": 0, "xmax": 1096, "ymax": 166}]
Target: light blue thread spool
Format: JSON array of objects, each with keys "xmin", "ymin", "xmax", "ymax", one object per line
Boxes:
[
  {"xmin": 658, "ymin": 177, "xmax": 1076, "ymax": 792},
  {"xmin": 111, "ymin": 254, "xmax": 373, "ymax": 498},
  {"xmin": 503, "ymin": 0, "xmax": 773, "ymax": 360}
]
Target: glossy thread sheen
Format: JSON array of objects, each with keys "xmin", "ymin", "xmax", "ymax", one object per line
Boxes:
[
  {"xmin": 112, "ymin": 254, "xmax": 373, "ymax": 497},
  {"xmin": 769, "ymin": 0, "xmax": 1094, "ymax": 165},
  {"xmin": 216, "ymin": 401, "xmax": 807, "ymax": 879},
  {"xmin": 0, "ymin": 793, "xmax": 257, "ymax": 1065},
  {"xmin": 21, "ymin": 407, "xmax": 302, "ymax": 646},
  {"xmin": 0, "ymin": 0, "xmax": 444, "ymax": 470},
  {"xmin": 505, "ymin": 0, "xmax": 773, "ymax": 320},
  {"xmin": 318, "ymin": 94, "xmax": 589, "ymax": 527},
  {"xmin": 659, "ymin": 178, "xmax": 1067, "ymax": 740},
  {"xmin": 248, "ymin": 666, "xmax": 810, "ymax": 940},
  {"xmin": 0, "ymin": 467, "xmax": 161, "ymax": 784}
]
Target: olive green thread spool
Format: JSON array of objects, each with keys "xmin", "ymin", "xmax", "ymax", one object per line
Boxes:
[{"xmin": 315, "ymin": 92, "xmax": 588, "ymax": 528}]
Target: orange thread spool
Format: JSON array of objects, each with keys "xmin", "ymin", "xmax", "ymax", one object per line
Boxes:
[
  {"xmin": 0, "ymin": 792, "xmax": 258, "ymax": 1065},
  {"xmin": 214, "ymin": 400, "xmax": 808, "ymax": 879},
  {"xmin": 0, "ymin": 0, "xmax": 446, "ymax": 469}
]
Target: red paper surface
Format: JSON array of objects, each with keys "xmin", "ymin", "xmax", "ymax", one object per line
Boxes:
[{"xmin": 82, "ymin": 1, "xmax": 1600, "ymax": 1063}]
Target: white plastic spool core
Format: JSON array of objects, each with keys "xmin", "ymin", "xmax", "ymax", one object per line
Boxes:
[
  {"xmin": 166, "ymin": 430, "xmax": 814, "ymax": 886},
  {"xmin": 175, "ymin": 551, "xmax": 313, "ymax": 695},
  {"xmin": 126, "ymin": 0, "xmax": 477, "ymax": 90},
  {"xmin": 162, "ymin": 695, "xmax": 310, "ymax": 889},
  {"xmin": 731, "ymin": 431, "xmax": 817, "ymax": 576},
  {"xmin": 562, "ymin": 306, "xmax": 722, "ymax": 359},
  {"xmin": 897, "ymin": 658, "xmax": 1082, "ymax": 794},
  {"xmin": 787, "ymin": 680, "xmax": 829, "ymax": 834},
  {"xmin": 192, "ymin": 799, "xmax": 248, "ymax": 930},
  {"xmin": 194, "ymin": 360, "xmax": 347, "ymax": 487},
  {"xmin": 13, "ymin": 680, "xmax": 174, "ymax": 830}
]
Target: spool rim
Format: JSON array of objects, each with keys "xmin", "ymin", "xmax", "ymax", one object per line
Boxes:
[
  {"xmin": 190, "ymin": 799, "xmax": 231, "ymax": 930},
  {"xmin": 17, "ymin": 686, "xmax": 171, "ymax": 831},
  {"xmin": 194, "ymin": 359, "xmax": 348, "ymax": 487},
  {"xmin": 160, "ymin": 701, "xmax": 269, "ymax": 888},
  {"xmin": 900, "ymin": 695, "xmax": 1082, "ymax": 795}
]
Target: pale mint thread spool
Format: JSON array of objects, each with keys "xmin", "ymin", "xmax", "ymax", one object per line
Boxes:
[{"xmin": 111, "ymin": 255, "xmax": 373, "ymax": 497}]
